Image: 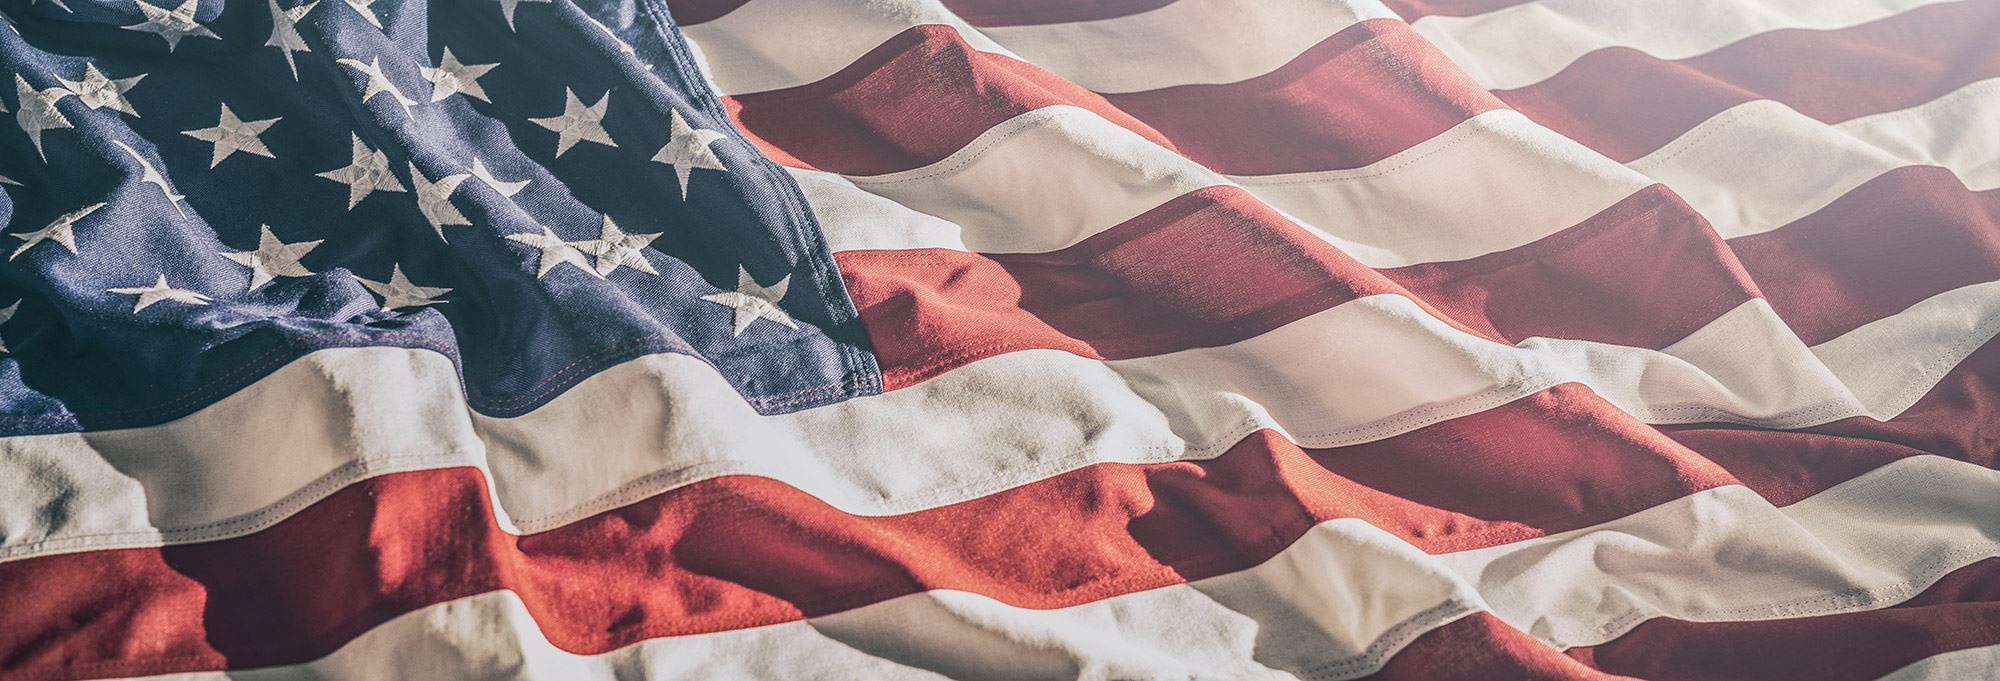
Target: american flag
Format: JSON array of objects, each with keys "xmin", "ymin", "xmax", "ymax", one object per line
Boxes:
[{"xmin": 0, "ymin": 0, "xmax": 1996, "ymax": 677}]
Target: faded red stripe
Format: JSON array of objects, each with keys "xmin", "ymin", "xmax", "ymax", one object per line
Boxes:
[
  {"xmin": 1500, "ymin": 0, "xmax": 2000, "ymax": 162},
  {"xmin": 1102, "ymin": 18, "xmax": 1503, "ymax": 175},
  {"xmin": 1378, "ymin": 0, "xmax": 1539, "ymax": 21},
  {"xmin": 838, "ymin": 185, "xmax": 1400, "ymax": 389},
  {"xmin": 1729, "ymin": 166, "xmax": 2000, "ymax": 345},
  {"xmin": 725, "ymin": 20, "xmax": 1499, "ymax": 177},
  {"xmin": 725, "ymin": 24, "xmax": 1171, "ymax": 176},
  {"xmin": 842, "ymin": 182, "xmax": 1756, "ymax": 389},
  {"xmin": 1366, "ymin": 613, "xmax": 1636, "ymax": 680},
  {"xmin": 1386, "ymin": 184, "xmax": 1759, "ymax": 348}
]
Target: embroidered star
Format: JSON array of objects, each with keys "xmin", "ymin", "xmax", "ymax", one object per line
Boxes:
[
  {"xmin": 263, "ymin": 0, "xmax": 317, "ymax": 80},
  {"xmin": 343, "ymin": 0, "xmax": 382, "ymax": 28},
  {"xmin": 575, "ymin": 216, "xmax": 661, "ymax": 276},
  {"xmin": 8, "ymin": 202, "xmax": 102, "ymax": 260},
  {"xmin": 505, "ymin": 226, "xmax": 599, "ymax": 279},
  {"xmin": 702, "ymin": 266, "xmax": 798, "ymax": 336},
  {"xmin": 0, "ymin": 301, "xmax": 16, "ymax": 354},
  {"xmin": 493, "ymin": 0, "xmax": 547, "ymax": 31},
  {"xmin": 651, "ymin": 109, "xmax": 728, "ymax": 199},
  {"xmin": 121, "ymin": 0, "xmax": 220, "ymax": 52},
  {"xmin": 221, "ymin": 224, "xmax": 320, "ymax": 290},
  {"xmin": 529, "ymin": 88, "xmax": 614, "ymax": 158},
  {"xmin": 55, "ymin": 64, "xmax": 143, "ymax": 116},
  {"xmin": 421, "ymin": 48, "xmax": 497, "ymax": 103},
  {"xmin": 316, "ymin": 133, "xmax": 406, "ymax": 209},
  {"xmin": 469, "ymin": 157, "xmax": 527, "ymax": 197},
  {"xmin": 108, "ymin": 274, "xmax": 211, "ymax": 312},
  {"xmin": 356, "ymin": 264, "xmax": 450, "ymax": 310},
  {"xmin": 181, "ymin": 103, "xmax": 280, "ymax": 168},
  {"xmin": 337, "ymin": 57, "xmax": 418, "ymax": 118},
  {"xmin": 0, "ymin": 175, "xmax": 18, "ymax": 186},
  {"xmin": 13, "ymin": 75, "xmax": 74, "ymax": 161},
  {"xmin": 35, "ymin": 0, "xmax": 72, "ymax": 13},
  {"xmin": 408, "ymin": 161, "xmax": 469, "ymax": 241},
  {"xmin": 112, "ymin": 140, "xmax": 187, "ymax": 216}
]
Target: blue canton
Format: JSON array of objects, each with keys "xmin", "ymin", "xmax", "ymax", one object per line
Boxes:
[{"xmin": 0, "ymin": 0, "xmax": 880, "ymax": 433}]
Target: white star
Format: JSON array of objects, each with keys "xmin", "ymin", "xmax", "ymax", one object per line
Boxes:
[
  {"xmin": 13, "ymin": 75, "xmax": 73, "ymax": 161},
  {"xmin": 356, "ymin": 264, "xmax": 450, "ymax": 310},
  {"xmin": 421, "ymin": 47, "xmax": 497, "ymax": 103},
  {"xmin": 701, "ymin": 266, "xmax": 798, "ymax": 336},
  {"xmin": 108, "ymin": 274, "xmax": 211, "ymax": 312},
  {"xmin": 343, "ymin": 0, "xmax": 381, "ymax": 28},
  {"xmin": 112, "ymin": 140, "xmax": 187, "ymax": 216},
  {"xmin": 408, "ymin": 161, "xmax": 469, "ymax": 241},
  {"xmin": 493, "ymin": 0, "xmax": 547, "ymax": 31},
  {"xmin": 0, "ymin": 175, "xmax": 18, "ymax": 186},
  {"xmin": 36, "ymin": 0, "xmax": 73, "ymax": 13},
  {"xmin": 505, "ymin": 226, "xmax": 599, "ymax": 279},
  {"xmin": 221, "ymin": 224, "xmax": 320, "ymax": 290},
  {"xmin": 337, "ymin": 57, "xmax": 418, "ymax": 118},
  {"xmin": 263, "ymin": 0, "xmax": 317, "ymax": 80},
  {"xmin": 651, "ymin": 109, "xmax": 728, "ymax": 199},
  {"xmin": 180, "ymin": 103, "xmax": 280, "ymax": 168},
  {"xmin": 0, "ymin": 301, "xmax": 16, "ymax": 354},
  {"xmin": 469, "ymin": 157, "xmax": 527, "ymax": 197},
  {"xmin": 575, "ymin": 215, "xmax": 660, "ymax": 276},
  {"xmin": 56, "ymin": 63, "xmax": 143, "ymax": 116},
  {"xmin": 8, "ymin": 202, "xmax": 102, "ymax": 260},
  {"xmin": 121, "ymin": 0, "xmax": 219, "ymax": 52},
  {"xmin": 316, "ymin": 133, "xmax": 406, "ymax": 209},
  {"xmin": 529, "ymin": 88, "xmax": 614, "ymax": 158}
]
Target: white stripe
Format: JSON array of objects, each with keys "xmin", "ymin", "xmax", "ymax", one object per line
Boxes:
[
  {"xmin": 1634, "ymin": 76, "xmax": 2000, "ymax": 239},
  {"xmin": 106, "ymin": 455, "xmax": 2000, "ymax": 680},
  {"xmin": 814, "ymin": 106, "xmax": 1650, "ymax": 268},
  {"xmin": 973, "ymin": 0, "xmax": 1395, "ymax": 94},
  {"xmin": 1875, "ymin": 644, "xmax": 2000, "ymax": 681},
  {"xmin": 1411, "ymin": 0, "xmax": 1956, "ymax": 90},
  {"xmin": 681, "ymin": 0, "xmax": 1016, "ymax": 96},
  {"xmin": 7, "ymin": 279, "xmax": 1995, "ymax": 561}
]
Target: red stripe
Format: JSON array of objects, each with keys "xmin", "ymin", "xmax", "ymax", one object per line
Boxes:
[
  {"xmin": 1378, "ymin": 0, "xmax": 1540, "ymax": 21},
  {"xmin": 842, "ymin": 183, "xmax": 1756, "ymax": 389},
  {"xmin": 838, "ymin": 185, "xmax": 1401, "ymax": 389},
  {"xmin": 937, "ymin": 0, "xmax": 1179, "ymax": 27},
  {"xmin": 1100, "ymin": 19, "xmax": 1503, "ymax": 175},
  {"xmin": 1498, "ymin": 0, "xmax": 2000, "ymax": 162},
  {"xmin": 1385, "ymin": 184, "xmax": 1759, "ymax": 348},
  {"xmin": 724, "ymin": 20, "xmax": 1500, "ymax": 177},
  {"xmin": 1729, "ymin": 166, "xmax": 2000, "ymax": 345},
  {"xmin": 725, "ymin": 25, "xmax": 1172, "ymax": 175},
  {"xmin": 1, "ymin": 384, "xmax": 1751, "ymax": 679},
  {"xmin": 1567, "ymin": 558, "xmax": 2000, "ymax": 681},
  {"xmin": 1365, "ymin": 613, "xmax": 1634, "ymax": 680}
]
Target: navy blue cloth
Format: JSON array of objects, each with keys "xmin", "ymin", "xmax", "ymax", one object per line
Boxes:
[{"xmin": 0, "ymin": 0, "xmax": 879, "ymax": 434}]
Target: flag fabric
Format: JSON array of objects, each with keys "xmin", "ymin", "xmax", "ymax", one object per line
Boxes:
[{"xmin": 0, "ymin": 0, "xmax": 1997, "ymax": 678}]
